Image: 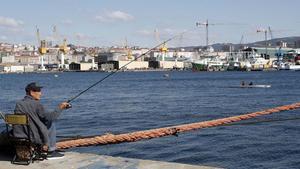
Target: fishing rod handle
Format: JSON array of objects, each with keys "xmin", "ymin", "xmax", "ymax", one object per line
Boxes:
[{"xmin": 65, "ymin": 104, "xmax": 72, "ymax": 109}]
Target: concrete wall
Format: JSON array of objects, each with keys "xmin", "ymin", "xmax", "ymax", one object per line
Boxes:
[
  {"xmin": 80, "ymin": 63, "xmax": 98, "ymax": 71},
  {"xmin": 159, "ymin": 61, "xmax": 184, "ymax": 69},
  {"xmin": 100, "ymin": 63, "xmax": 114, "ymax": 71},
  {"xmin": 24, "ymin": 65, "xmax": 35, "ymax": 72},
  {"xmin": 118, "ymin": 61, "xmax": 148, "ymax": 69},
  {"xmin": 4, "ymin": 65, "xmax": 24, "ymax": 72}
]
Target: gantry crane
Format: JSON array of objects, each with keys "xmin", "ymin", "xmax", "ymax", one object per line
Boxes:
[
  {"xmin": 36, "ymin": 26, "xmax": 48, "ymax": 70},
  {"xmin": 154, "ymin": 29, "xmax": 168, "ymax": 61},
  {"xmin": 52, "ymin": 25, "xmax": 69, "ymax": 69},
  {"xmin": 124, "ymin": 37, "xmax": 133, "ymax": 60},
  {"xmin": 58, "ymin": 38, "xmax": 69, "ymax": 69}
]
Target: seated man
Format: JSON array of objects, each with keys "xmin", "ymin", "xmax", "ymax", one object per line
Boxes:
[{"xmin": 13, "ymin": 82, "xmax": 70, "ymax": 159}]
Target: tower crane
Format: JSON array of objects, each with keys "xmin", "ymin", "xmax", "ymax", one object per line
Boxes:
[
  {"xmin": 196, "ymin": 20, "xmax": 243, "ymax": 49},
  {"xmin": 196, "ymin": 19, "xmax": 210, "ymax": 47},
  {"xmin": 196, "ymin": 19, "xmax": 220, "ymax": 48},
  {"xmin": 256, "ymin": 28, "xmax": 269, "ymax": 58}
]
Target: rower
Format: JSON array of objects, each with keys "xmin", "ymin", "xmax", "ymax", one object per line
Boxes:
[{"xmin": 241, "ymin": 81, "xmax": 245, "ymax": 86}]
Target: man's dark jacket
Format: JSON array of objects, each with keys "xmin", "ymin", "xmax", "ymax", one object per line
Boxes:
[{"xmin": 13, "ymin": 95, "xmax": 62, "ymax": 145}]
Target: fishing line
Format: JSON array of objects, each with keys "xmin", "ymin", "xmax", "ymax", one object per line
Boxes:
[{"xmin": 66, "ymin": 30, "xmax": 190, "ymax": 104}]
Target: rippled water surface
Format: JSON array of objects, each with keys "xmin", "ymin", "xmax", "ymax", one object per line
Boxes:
[{"xmin": 1, "ymin": 71, "xmax": 300, "ymax": 169}]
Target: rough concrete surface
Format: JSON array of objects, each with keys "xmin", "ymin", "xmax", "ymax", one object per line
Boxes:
[{"xmin": 0, "ymin": 151, "xmax": 221, "ymax": 169}]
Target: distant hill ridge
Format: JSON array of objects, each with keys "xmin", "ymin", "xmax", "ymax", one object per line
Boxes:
[{"xmin": 175, "ymin": 36, "xmax": 300, "ymax": 52}]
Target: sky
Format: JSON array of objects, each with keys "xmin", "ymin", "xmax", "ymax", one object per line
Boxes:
[{"xmin": 0, "ymin": 0, "xmax": 300, "ymax": 47}]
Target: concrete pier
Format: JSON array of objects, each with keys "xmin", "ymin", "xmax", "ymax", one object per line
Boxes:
[{"xmin": 0, "ymin": 151, "xmax": 221, "ymax": 169}]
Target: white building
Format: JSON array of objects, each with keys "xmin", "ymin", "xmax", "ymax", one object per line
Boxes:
[
  {"xmin": 119, "ymin": 61, "xmax": 148, "ymax": 70},
  {"xmin": 80, "ymin": 62, "xmax": 98, "ymax": 71},
  {"xmin": 1, "ymin": 55, "xmax": 15, "ymax": 63},
  {"xmin": 159, "ymin": 61, "xmax": 184, "ymax": 69}
]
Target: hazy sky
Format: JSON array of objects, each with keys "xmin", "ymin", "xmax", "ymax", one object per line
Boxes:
[{"xmin": 0, "ymin": 0, "xmax": 299, "ymax": 47}]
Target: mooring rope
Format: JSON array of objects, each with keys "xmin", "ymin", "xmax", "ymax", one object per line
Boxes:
[
  {"xmin": 57, "ymin": 115, "xmax": 300, "ymax": 140},
  {"xmin": 56, "ymin": 102, "xmax": 300, "ymax": 149}
]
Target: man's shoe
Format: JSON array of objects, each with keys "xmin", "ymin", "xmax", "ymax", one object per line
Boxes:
[
  {"xmin": 34, "ymin": 152, "xmax": 47, "ymax": 161},
  {"xmin": 47, "ymin": 151, "xmax": 64, "ymax": 160}
]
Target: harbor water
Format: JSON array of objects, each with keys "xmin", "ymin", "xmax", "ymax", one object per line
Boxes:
[{"xmin": 0, "ymin": 71, "xmax": 299, "ymax": 169}]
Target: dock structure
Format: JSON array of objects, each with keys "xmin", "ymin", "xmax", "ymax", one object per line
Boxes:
[{"xmin": 0, "ymin": 151, "xmax": 220, "ymax": 169}]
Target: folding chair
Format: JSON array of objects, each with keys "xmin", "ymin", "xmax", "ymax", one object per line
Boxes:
[{"xmin": 5, "ymin": 114, "xmax": 43, "ymax": 165}]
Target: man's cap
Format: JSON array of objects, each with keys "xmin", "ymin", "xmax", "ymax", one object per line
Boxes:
[{"xmin": 25, "ymin": 82, "xmax": 43, "ymax": 92}]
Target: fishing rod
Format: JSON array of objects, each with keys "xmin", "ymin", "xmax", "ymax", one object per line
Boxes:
[
  {"xmin": 66, "ymin": 31, "xmax": 188, "ymax": 104},
  {"xmin": 0, "ymin": 112, "xmax": 5, "ymax": 120}
]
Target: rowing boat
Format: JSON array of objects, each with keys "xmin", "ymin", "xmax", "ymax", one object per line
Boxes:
[{"xmin": 240, "ymin": 85, "xmax": 271, "ymax": 88}]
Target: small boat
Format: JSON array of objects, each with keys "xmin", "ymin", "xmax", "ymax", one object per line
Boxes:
[{"xmin": 240, "ymin": 84, "xmax": 271, "ymax": 88}]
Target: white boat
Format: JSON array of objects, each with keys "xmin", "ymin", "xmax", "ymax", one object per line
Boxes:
[
  {"xmin": 207, "ymin": 59, "xmax": 227, "ymax": 71},
  {"xmin": 240, "ymin": 84, "xmax": 271, "ymax": 88},
  {"xmin": 248, "ymin": 53, "xmax": 270, "ymax": 71},
  {"xmin": 286, "ymin": 64, "xmax": 300, "ymax": 70}
]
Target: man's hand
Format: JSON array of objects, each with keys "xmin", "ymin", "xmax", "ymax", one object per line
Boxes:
[
  {"xmin": 42, "ymin": 145, "xmax": 48, "ymax": 152},
  {"xmin": 59, "ymin": 102, "xmax": 71, "ymax": 110}
]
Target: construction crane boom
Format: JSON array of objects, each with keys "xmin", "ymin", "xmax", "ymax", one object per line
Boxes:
[
  {"xmin": 239, "ymin": 35, "xmax": 244, "ymax": 45},
  {"xmin": 268, "ymin": 26, "xmax": 274, "ymax": 40},
  {"xmin": 36, "ymin": 26, "xmax": 40, "ymax": 45}
]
